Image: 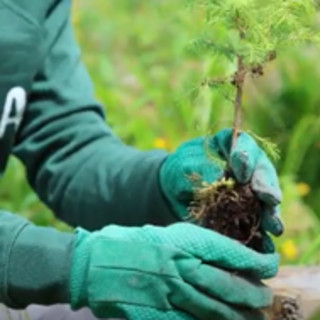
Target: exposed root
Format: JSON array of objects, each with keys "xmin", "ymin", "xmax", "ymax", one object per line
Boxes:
[{"xmin": 189, "ymin": 177, "xmax": 264, "ymax": 251}]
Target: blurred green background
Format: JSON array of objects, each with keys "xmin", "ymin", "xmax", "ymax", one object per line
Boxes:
[{"xmin": 1, "ymin": 0, "xmax": 320, "ymax": 265}]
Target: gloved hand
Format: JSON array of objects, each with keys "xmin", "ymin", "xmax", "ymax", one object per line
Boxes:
[
  {"xmin": 160, "ymin": 129, "xmax": 283, "ymax": 247},
  {"xmin": 70, "ymin": 222, "xmax": 278, "ymax": 320}
]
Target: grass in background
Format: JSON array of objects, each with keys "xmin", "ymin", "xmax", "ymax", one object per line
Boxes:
[{"xmin": 0, "ymin": 0, "xmax": 319, "ymax": 263}]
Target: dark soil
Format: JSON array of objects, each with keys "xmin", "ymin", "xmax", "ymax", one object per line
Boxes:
[{"xmin": 189, "ymin": 180, "xmax": 264, "ymax": 252}]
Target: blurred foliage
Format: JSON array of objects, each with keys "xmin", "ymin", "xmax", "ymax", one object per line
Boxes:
[
  {"xmin": 187, "ymin": 0, "xmax": 320, "ymax": 64},
  {"xmin": 0, "ymin": 0, "xmax": 320, "ymax": 263}
]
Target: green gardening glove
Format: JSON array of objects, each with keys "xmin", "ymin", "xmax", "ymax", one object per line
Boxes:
[
  {"xmin": 70, "ymin": 223, "xmax": 278, "ymax": 320},
  {"xmin": 160, "ymin": 129, "xmax": 283, "ymax": 248}
]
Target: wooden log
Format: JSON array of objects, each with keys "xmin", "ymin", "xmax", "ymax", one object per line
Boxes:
[{"xmin": 263, "ymin": 267, "xmax": 320, "ymax": 320}]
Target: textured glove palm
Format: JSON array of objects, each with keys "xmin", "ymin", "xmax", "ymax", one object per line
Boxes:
[
  {"xmin": 160, "ymin": 129, "xmax": 283, "ymax": 250},
  {"xmin": 70, "ymin": 223, "xmax": 278, "ymax": 320}
]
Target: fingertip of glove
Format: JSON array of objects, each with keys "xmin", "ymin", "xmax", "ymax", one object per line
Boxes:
[
  {"xmin": 269, "ymin": 218, "xmax": 284, "ymax": 237},
  {"xmin": 210, "ymin": 128, "xmax": 232, "ymax": 159},
  {"xmin": 255, "ymin": 285, "xmax": 274, "ymax": 309},
  {"xmin": 252, "ymin": 175, "xmax": 282, "ymax": 206},
  {"xmin": 230, "ymin": 149, "xmax": 253, "ymax": 183},
  {"xmin": 230, "ymin": 132, "xmax": 261, "ymax": 183},
  {"xmin": 213, "ymin": 128, "xmax": 233, "ymax": 142},
  {"xmin": 261, "ymin": 233, "xmax": 276, "ymax": 254},
  {"xmin": 260, "ymin": 253, "xmax": 280, "ymax": 279}
]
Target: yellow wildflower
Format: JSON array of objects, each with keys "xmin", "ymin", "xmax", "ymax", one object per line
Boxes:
[
  {"xmin": 154, "ymin": 138, "xmax": 167, "ymax": 149},
  {"xmin": 296, "ymin": 182, "xmax": 310, "ymax": 197},
  {"xmin": 281, "ymin": 239, "xmax": 298, "ymax": 260},
  {"xmin": 72, "ymin": 10, "xmax": 80, "ymax": 26}
]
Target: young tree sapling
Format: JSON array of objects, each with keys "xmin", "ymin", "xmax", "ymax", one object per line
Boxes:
[
  {"xmin": 185, "ymin": 1, "xmax": 319, "ymax": 318},
  {"xmin": 186, "ymin": 0, "xmax": 320, "ymax": 253}
]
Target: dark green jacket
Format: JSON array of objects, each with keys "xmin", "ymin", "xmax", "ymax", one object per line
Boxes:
[{"xmin": 0, "ymin": 0, "xmax": 175, "ymax": 308}]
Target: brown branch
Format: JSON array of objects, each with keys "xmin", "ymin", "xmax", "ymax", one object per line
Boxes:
[
  {"xmin": 231, "ymin": 56, "xmax": 246, "ymax": 149},
  {"xmin": 231, "ymin": 50, "xmax": 276, "ymax": 149}
]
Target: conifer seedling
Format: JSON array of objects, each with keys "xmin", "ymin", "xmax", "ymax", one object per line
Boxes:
[
  {"xmin": 184, "ymin": 2, "xmax": 319, "ymax": 318},
  {"xmin": 186, "ymin": 0, "xmax": 320, "ymax": 252}
]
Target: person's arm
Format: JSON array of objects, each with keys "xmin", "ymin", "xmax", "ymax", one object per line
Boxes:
[
  {"xmin": 0, "ymin": 209, "xmax": 279, "ymax": 320},
  {"xmin": 13, "ymin": 0, "xmax": 176, "ymax": 230},
  {"xmin": 12, "ymin": 0, "xmax": 283, "ymax": 240}
]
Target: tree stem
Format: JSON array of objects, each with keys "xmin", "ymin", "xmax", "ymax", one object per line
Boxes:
[{"xmin": 231, "ymin": 56, "xmax": 246, "ymax": 149}]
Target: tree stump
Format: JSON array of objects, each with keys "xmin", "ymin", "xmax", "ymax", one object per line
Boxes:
[{"xmin": 263, "ymin": 266, "xmax": 320, "ymax": 320}]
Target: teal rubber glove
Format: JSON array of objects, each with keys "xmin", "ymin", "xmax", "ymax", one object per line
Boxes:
[
  {"xmin": 160, "ymin": 129, "xmax": 283, "ymax": 243},
  {"xmin": 70, "ymin": 222, "xmax": 278, "ymax": 320}
]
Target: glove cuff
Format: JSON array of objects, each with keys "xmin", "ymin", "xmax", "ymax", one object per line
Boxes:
[
  {"xmin": 70, "ymin": 228, "xmax": 91, "ymax": 310},
  {"xmin": 7, "ymin": 219, "xmax": 74, "ymax": 307}
]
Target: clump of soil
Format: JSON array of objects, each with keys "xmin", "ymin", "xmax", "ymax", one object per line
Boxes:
[{"xmin": 189, "ymin": 177, "xmax": 264, "ymax": 252}]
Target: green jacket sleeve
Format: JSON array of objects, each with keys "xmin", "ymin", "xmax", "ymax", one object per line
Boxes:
[
  {"xmin": 13, "ymin": 1, "xmax": 176, "ymax": 230},
  {"xmin": 0, "ymin": 210, "xmax": 73, "ymax": 307}
]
